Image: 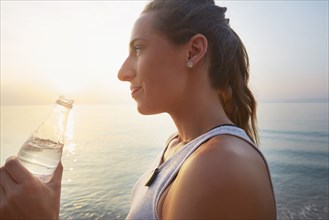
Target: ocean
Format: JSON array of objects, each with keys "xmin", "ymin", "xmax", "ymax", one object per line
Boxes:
[{"xmin": 1, "ymin": 102, "xmax": 328, "ymax": 219}]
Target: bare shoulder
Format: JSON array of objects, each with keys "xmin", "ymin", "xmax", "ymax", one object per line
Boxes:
[
  {"xmin": 191, "ymin": 135, "xmax": 270, "ymax": 177},
  {"xmin": 161, "ymin": 135, "xmax": 276, "ymax": 220}
]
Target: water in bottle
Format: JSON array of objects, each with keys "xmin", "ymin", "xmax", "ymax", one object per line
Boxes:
[{"xmin": 17, "ymin": 96, "xmax": 74, "ymax": 183}]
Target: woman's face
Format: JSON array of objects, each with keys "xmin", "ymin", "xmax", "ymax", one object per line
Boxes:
[{"xmin": 118, "ymin": 12, "xmax": 188, "ymax": 115}]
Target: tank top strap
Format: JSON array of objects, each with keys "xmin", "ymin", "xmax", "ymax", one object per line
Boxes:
[{"xmin": 168, "ymin": 125, "xmax": 257, "ymax": 167}]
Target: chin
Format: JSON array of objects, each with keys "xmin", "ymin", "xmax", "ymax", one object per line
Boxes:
[{"xmin": 136, "ymin": 103, "xmax": 162, "ymax": 115}]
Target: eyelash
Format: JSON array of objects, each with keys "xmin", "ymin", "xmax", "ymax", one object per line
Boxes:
[{"xmin": 134, "ymin": 45, "xmax": 143, "ymax": 56}]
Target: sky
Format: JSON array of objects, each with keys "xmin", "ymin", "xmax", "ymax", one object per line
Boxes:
[{"xmin": 1, "ymin": 0, "xmax": 328, "ymax": 105}]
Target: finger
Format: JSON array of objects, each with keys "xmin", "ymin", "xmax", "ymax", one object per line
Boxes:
[
  {"xmin": 5, "ymin": 156, "xmax": 16, "ymax": 163},
  {"xmin": 0, "ymin": 198, "xmax": 18, "ymax": 220},
  {"xmin": 5, "ymin": 157, "xmax": 33, "ymax": 184},
  {"xmin": 0, "ymin": 181, "xmax": 5, "ymax": 197},
  {"xmin": 0, "ymin": 166, "xmax": 17, "ymax": 193},
  {"xmin": 0, "ymin": 195, "xmax": 18, "ymax": 220},
  {"xmin": 0, "ymin": 168, "xmax": 18, "ymax": 220},
  {"xmin": 0, "ymin": 182, "xmax": 16, "ymax": 219},
  {"xmin": 0, "ymin": 184, "xmax": 4, "ymax": 209}
]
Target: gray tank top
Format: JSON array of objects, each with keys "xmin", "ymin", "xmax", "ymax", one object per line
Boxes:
[{"xmin": 126, "ymin": 125, "xmax": 274, "ymax": 219}]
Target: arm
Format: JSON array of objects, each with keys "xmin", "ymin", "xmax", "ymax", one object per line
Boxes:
[
  {"xmin": 0, "ymin": 157, "xmax": 63, "ymax": 219},
  {"xmin": 161, "ymin": 136, "xmax": 276, "ymax": 220}
]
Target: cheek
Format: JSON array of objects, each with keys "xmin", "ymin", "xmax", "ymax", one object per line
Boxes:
[
  {"xmin": 138, "ymin": 53, "xmax": 171, "ymax": 85},
  {"xmin": 138, "ymin": 45, "xmax": 186, "ymax": 98}
]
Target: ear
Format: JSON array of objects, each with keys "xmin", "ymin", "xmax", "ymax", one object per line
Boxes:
[{"xmin": 186, "ymin": 34, "xmax": 208, "ymax": 66}]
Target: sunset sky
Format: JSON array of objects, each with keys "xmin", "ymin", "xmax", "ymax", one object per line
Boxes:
[{"xmin": 1, "ymin": 1, "xmax": 328, "ymax": 105}]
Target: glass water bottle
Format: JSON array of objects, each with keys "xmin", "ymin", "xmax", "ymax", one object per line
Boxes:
[{"xmin": 17, "ymin": 96, "xmax": 74, "ymax": 183}]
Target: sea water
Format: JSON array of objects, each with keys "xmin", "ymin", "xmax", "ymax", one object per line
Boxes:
[
  {"xmin": 1, "ymin": 103, "xmax": 328, "ymax": 219},
  {"xmin": 17, "ymin": 136, "xmax": 63, "ymax": 182}
]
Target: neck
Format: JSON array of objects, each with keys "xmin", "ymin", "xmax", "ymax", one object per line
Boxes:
[{"xmin": 168, "ymin": 84, "xmax": 232, "ymax": 144}]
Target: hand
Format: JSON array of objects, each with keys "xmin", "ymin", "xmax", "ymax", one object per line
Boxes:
[{"xmin": 0, "ymin": 157, "xmax": 63, "ymax": 220}]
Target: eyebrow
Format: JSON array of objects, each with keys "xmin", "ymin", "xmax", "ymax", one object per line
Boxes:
[{"xmin": 129, "ymin": 38, "xmax": 147, "ymax": 49}]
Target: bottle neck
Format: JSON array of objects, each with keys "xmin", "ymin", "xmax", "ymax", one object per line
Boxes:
[{"xmin": 33, "ymin": 103, "xmax": 72, "ymax": 142}]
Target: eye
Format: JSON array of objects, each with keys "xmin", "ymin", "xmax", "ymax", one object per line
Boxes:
[{"xmin": 134, "ymin": 45, "xmax": 143, "ymax": 56}]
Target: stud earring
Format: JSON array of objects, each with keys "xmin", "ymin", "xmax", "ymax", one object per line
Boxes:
[{"xmin": 187, "ymin": 60, "xmax": 194, "ymax": 68}]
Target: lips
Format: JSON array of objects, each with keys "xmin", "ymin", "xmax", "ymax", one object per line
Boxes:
[{"xmin": 130, "ymin": 86, "xmax": 142, "ymax": 97}]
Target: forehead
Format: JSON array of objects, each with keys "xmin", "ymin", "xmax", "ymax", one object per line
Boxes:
[{"xmin": 131, "ymin": 12, "xmax": 157, "ymax": 41}]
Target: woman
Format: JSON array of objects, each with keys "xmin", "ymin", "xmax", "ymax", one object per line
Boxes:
[
  {"xmin": 0, "ymin": 0, "xmax": 276, "ymax": 219},
  {"xmin": 118, "ymin": 0, "xmax": 276, "ymax": 219}
]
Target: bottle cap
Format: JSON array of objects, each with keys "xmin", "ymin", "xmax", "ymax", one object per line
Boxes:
[{"xmin": 56, "ymin": 96, "xmax": 74, "ymax": 109}]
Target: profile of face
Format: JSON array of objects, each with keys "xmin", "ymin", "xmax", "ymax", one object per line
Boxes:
[{"xmin": 117, "ymin": 12, "xmax": 190, "ymax": 115}]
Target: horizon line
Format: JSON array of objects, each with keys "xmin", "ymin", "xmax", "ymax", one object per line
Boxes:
[{"xmin": 1, "ymin": 98, "xmax": 328, "ymax": 107}]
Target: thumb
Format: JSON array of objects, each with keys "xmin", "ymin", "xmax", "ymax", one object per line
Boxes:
[
  {"xmin": 46, "ymin": 162, "xmax": 63, "ymax": 216},
  {"xmin": 47, "ymin": 162, "xmax": 63, "ymax": 190}
]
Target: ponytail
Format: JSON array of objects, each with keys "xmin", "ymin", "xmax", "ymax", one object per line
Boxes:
[{"xmin": 217, "ymin": 32, "xmax": 258, "ymax": 145}]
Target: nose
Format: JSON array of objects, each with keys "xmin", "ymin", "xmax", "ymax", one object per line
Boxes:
[{"xmin": 117, "ymin": 58, "xmax": 136, "ymax": 82}]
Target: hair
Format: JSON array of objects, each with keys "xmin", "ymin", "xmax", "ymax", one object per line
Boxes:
[{"xmin": 143, "ymin": 0, "xmax": 259, "ymax": 145}]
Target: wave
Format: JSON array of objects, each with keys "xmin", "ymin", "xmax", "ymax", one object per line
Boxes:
[{"xmin": 260, "ymin": 129, "xmax": 328, "ymax": 138}]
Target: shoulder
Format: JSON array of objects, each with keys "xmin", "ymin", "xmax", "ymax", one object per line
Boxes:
[
  {"xmin": 188, "ymin": 135, "xmax": 267, "ymax": 178},
  {"xmin": 182, "ymin": 135, "xmax": 272, "ymax": 200},
  {"xmin": 161, "ymin": 135, "xmax": 276, "ymax": 219}
]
